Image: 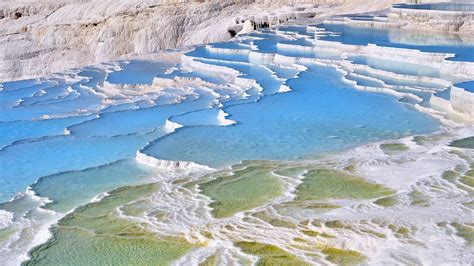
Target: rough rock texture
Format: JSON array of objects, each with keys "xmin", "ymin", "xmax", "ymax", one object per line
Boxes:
[
  {"xmin": 0, "ymin": 0, "xmax": 401, "ymax": 81},
  {"xmin": 389, "ymin": 5, "xmax": 474, "ymax": 32}
]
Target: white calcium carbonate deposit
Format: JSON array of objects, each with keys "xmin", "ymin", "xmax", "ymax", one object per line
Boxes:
[
  {"xmin": 0, "ymin": 0, "xmax": 403, "ymax": 81},
  {"xmin": 0, "ymin": 210, "xmax": 13, "ymax": 230}
]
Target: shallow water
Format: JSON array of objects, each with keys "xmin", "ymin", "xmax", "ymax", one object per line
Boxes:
[
  {"xmin": 106, "ymin": 60, "xmax": 173, "ymax": 85},
  {"xmin": 143, "ymin": 64, "xmax": 438, "ymax": 168},
  {"xmin": 393, "ymin": 3, "xmax": 474, "ymax": 12},
  {"xmin": 32, "ymin": 160, "xmax": 161, "ymax": 213},
  {"xmin": 319, "ymin": 23, "xmax": 474, "ymax": 62},
  {"xmin": 455, "ymin": 81, "xmax": 474, "ymax": 92},
  {"xmin": 0, "ymin": 131, "xmax": 162, "ymax": 202},
  {"xmin": 0, "ymin": 18, "xmax": 472, "ymax": 265}
]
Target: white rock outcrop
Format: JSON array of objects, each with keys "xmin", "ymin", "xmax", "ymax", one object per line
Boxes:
[{"xmin": 0, "ymin": 0, "xmax": 401, "ymax": 81}]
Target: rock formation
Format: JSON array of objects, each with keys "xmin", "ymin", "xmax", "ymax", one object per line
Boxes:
[{"xmin": 0, "ymin": 0, "xmax": 401, "ymax": 81}]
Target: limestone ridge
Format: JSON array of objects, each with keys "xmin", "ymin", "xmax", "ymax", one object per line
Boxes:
[{"xmin": 0, "ymin": 0, "xmax": 400, "ymax": 81}]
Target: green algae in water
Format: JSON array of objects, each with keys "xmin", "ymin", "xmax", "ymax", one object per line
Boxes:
[
  {"xmin": 200, "ymin": 165, "xmax": 283, "ymax": 218},
  {"xmin": 460, "ymin": 171, "xmax": 474, "ymax": 188},
  {"xmin": 301, "ymin": 230, "xmax": 320, "ymax": 237},
  {"xmin": 199, "ymin": 253, "xmax": 219, "ymax": 266},
  {"xmin": 343, "ymin": 163, "xmax": 357, "ymax": 174},
  {"xmin": 252, "ymin": 211, "xmax": 296, "ymax": 229},
  {"xmin": 302, "ymin": 202, "xmax": 340, "ymax": 209},
  {"xmin": 463, "ymin": 200, "xmax": 474, "ymax": 209},
  {"xmin": 75, "ymin": 183, "xmax": 158, "ymax": 217},
  {"xmin": 26, "ymin": 183, "xmax": 197, "ymax": 265},
  {"xmin": 296, "ymin": 169, "xmax": 394, "ymax": 201},
  {"xmin": 449, "ymin": 150, "xmax": 472, "ymax": 161},
  {"xmin": 387, "ymin": 224, "xmax": 413, "ymax": 238},
  {"xmin": 449, "ymin": 136, "xmax": 474, "ymax": 149},
  {"xmin": 320, "ymin": 232, "xmax": 336, "ymax": 238},
  {"xmin": 442, "ymin": 170, "xmax": 459, "ymax": 182},
  {"xmin": 452, "ymin": 222, "xmax": 474, "ymax": 246},
  {"xmin": 273, "ymin": 166, "xmax": 309, "ymax": 177},
  {"xmin": 380, "ymin": 143, "xmax": 409, "ymax": 153},
  {"xmin": 26, "ymin": 227, "xmax": 195, "ymax": 266},
  {"xmin": 235, "ymin": 241, "xmax": 310, "ymax": 266},
  {"xmin": 277, "ymin": 201, "xmax": 340, "ymax": 213},
  {"xmin": 34, "ymin": 160, "xmax": 159, "ymax": 213},
  {"xmin": 121, "ymin": 198, "xmax": 153, "ymax": 217},
  {"xmin": 325, "ymin": 220, "xmax": 351, "ymax": 229},
  {"xmin": 409, "ymin": 191, "xmax": 430, "ymax": 207},
  {"xmin": 0, "ymin": 226, "xmax": 18, "ymax": 245},
  {"xmin": 293, "ymin": 237, "xmax": 308, "ymax": 243},
  {"xmin": 395, "ymin": 226, "xmax": 410, "ymax": 238},
  {"xmin": 374, "ymin": 195, "xmax": 399, "ymax": 207},
  {"xmin": 321, "ymin": 247, "xmax": 366, "ymax": 266},
  {"xmin": 413, "ymin": 135, "xmax": 442, "ymax": 146},
  {"xmin": 413, "ymin": 136, "xmax": 426, "ymax": 146},
  {"xmin": 360, "ymin": 228, "xmax": 386, "ymax": 238},
  {"xmin": 275, "ymin": 201, "xmax": 340, "ymax": 217}
]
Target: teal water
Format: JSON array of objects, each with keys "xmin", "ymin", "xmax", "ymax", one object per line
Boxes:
[
  {"xmin": 318, "ymin": 23, "xmax": 474, "ymax": 62},
  {"xmin": 32, "ymin": 159, "xmax": 160, "ymax": 213},
  {"xmin": 142, "ymin": 64, "xmax": 438, "ymax": 168},
  {"xmin": 1, "ymin": 11, "xmax": 473, "ymax": 265},
  {"xmin": 68, "ymin": 89, "xmax": 216, "ymax": 137},
  {"xmin": 106, "ymin": 60, "xmax": 173, "ymax": 85},
  {"xmin": 0, "ymin": 115, "xmax": 95, "ymax": 149},
  {"xmin": 0, "ymin": 131, "xmax": 163, "ymax": 202},
  {"xmin": 0, "ymin": 25, "xmax": 445, "ymax": 202},
  {"xmin": 0, "ymin": 22, "xmax": 458, "ymax": 263},
  {"xmin": 393, "ymin": 3, "xmax": 474, "ymax": 12}
]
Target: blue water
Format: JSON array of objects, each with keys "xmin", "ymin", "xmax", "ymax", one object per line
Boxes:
[
  {"xmin": 318, "ymin": 23, "xmax": 474, "ymax": 62},
  {"xmin": 393, "ymin": 3, "xmax": 474, "ymax": 12},
  {"xmin": 107, "ymin": 60, "xmax": 173, "ymax": 85},
  {"xmin": 157, "ymin": 66, "xmax": 227, "ymax": 85},
  {"xmin": 250, "ymin": 32, "xmax": 286, "ymax": 54},
  {"xmin": 68, "ymin": 89, "xmax": 216, "ymax": 137},
  {"xmin": 277, "ymin": 26, "xmax": 315, "ymax": 37},
  {"xmin": 78, "ymin": 68, "xmax": 106, "ymax": 88},
  {"xmin": 267, "ymin": 65, "xmax": 301, "ymax": 79},
  {"xmin": 172, "ymin": 108, "xmax": 225, "ymax": 126},
  {"xmin": 434, "ymin": 88, "xmax": 451, "ymax": 100},
  {"xmin": 187, "ymin": 46, "xmax": 249, "ymax": 62},
  {"xmin": 250, "ymin": 30, "xmax": 341, "ymax": 60},
  {"xmin": 0, "ymin": 87, "xmax": 219, "ymax": 201},
  {"xmin": 0, "ymin": 131, "xmax": 163, "ymax": 202},
  {"xmin": 18, "ymin": 84, "xmax": 70, "ymax": 106},
  {"xmin": 0, "ymin": 24, "xmax": 445, "ymax": 206},
  {"xmin": 32, "ymin": 159, "xmax": 159, "ymax": 212},
  {"xmin": 212, "ymin": 42, "xmax": 251, "ymax": 50},
  {"xmin": 197, "ymin": 58, "xmax": 283, "ymax": 95},
  {"xmin": 0, "ymin": 84, "xmax": 103, "ymax": 122},
  {"xmin": 346, "ymin": 15, "xmax": 375, "ymax": 21},
  {"xmin": 455, "ymin": 81, "xmax": 474, "ymax": 92},
  {"xmin": 0, "ymin": 115, "xmax": 95, "ymax": 149},
  {"xmin": 0, "ymin": 82, "xmax": 54, "ymax": 109},
  {"xmin": 1, "ymin": 79, "xmax": 41, "ymax": 91},
  {"xmin": 142, "ymin": 64, "xmax": 438, "ymax": 168}
]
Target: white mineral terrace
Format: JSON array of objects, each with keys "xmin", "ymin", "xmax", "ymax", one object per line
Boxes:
[{"xmin": 0, "ymin": 0, "xmax": 473, "ymax": 265}]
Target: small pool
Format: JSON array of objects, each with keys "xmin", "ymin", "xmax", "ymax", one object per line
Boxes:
[
  {"xmin": 455, "ymin": 80, "xmax": 474, "ymax": 92},
  {"xmin": 318, "ymin": 23, "xmax": 474, "ymax": 62},
  {"xmin": 106, "ymin": 60, "xmax": 173, "ymax": 85}
]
